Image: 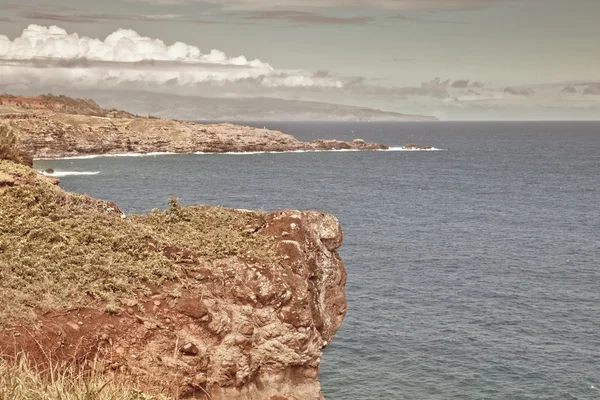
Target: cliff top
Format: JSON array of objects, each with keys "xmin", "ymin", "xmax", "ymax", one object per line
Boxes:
[{"xmin": 0, "ymin": 159, "xmax": 278, "ymax": 325}]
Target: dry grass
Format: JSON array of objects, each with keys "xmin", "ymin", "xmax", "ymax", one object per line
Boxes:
[
  {"xmin": 0, "ymin": 357, "xmax": 172, "ymax": 400},
  {"xmin": 0, "ymin": 160, "xmax": 278, "ymax": 326},
  {"xmin": 0, "ymin": 124, "xmax": 21, "ymax": 164}
]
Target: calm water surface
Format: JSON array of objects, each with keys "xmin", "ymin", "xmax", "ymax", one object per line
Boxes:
[{"xmin": 35, "ymin": 122, "xmax": 600, "ymax": 399}]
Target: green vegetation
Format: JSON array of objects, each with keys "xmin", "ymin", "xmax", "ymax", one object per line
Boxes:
[
  {"xmin": 0, "ymin": 358, "xmax": 171, "ymax": 400},
  {"xmin": 0, "ymin": 160, "xmax": 278, "ymax": 325},
  {"xmin": 0, "ymin": 123, "xmax": 20, "ymax": 164}
]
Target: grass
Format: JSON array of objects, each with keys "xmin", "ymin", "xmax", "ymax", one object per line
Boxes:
[
  {"xmin": 0, "ymin": 160, "xmax": 279, "ymax": 326},
  {"xmin": 0, "ymin": 124, "xmax": 21, "ymax": 164},
  {"xmin": 0, "ymin": 357, "xmax": 172, "ymax": 400}
]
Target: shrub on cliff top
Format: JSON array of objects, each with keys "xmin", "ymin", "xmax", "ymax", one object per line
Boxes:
[
  {"xmin": 0, "ymin": 161, "xmax": 279, "ymax": 325},
  {"xmin": 0, "ymin": 124, "xmax": 21, "ymax": 163}
]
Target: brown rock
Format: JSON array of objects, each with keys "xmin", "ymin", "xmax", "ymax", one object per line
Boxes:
[
  {"xmin": 176, "ymin": 297, "xmax": 208, "ymax": 319},
  {"xmin": 180, "ymin": 342, "xmax": 199, "ymax": 356}
]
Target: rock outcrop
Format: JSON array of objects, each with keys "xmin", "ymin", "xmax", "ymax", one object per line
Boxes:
[
  {"xmin": 0, "ymin": 94, "xmax": 388, "ymax": 159},
  {"xmin": 0, "ymin": 160, "xmax": 347, "ymax": 399}
]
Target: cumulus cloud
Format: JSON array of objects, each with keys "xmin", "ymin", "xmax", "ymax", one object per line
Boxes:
[
  {"xmin": 451, "ymin": 79, "xmax": 469, "ymax": 88},
  {"xmin": 583, "ymin": 83, "xmax": 600, "ymax": 95},
  {"xmin": 451, "ymin": 80, "xmax": 485, "ymax": 89},
  {"xmin": 0, "ymin": 25, "xmax": 266, "ymax": 66},
  {"xmin": 561, "ymin": 85, "xmax": 577, "ymax": 94},
  {"xmin": 504, "ymin": 87, "xmax": 534, "ymax": 97},
  {"xmin": 0, "ymin": 25, "xmax": 345, "ymax": 90}
]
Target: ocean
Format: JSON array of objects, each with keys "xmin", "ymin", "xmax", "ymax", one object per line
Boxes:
[{"xmin": 34, "ymin": 121, "xmax": 600, "ymax": 400}]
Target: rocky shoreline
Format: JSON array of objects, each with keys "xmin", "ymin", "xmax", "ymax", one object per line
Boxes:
[{"xmin": 0, "ymin": 94, "xmax": 389, "ymax": 159}]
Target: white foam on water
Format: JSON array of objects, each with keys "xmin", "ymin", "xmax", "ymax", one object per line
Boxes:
[
  {"xmin": 37, "ymin": 152, "xmax": 174, "ymax": 160},
  {"xmin": 41, "ymin": 171, "xmax": 100, "ymax": 177},
  {"xmin": 38, "ymin": 148, "xmax": 445, "ymax": 160},
  {"xmin": 194, "ymin": 149, "xmax": 362, "ymax": 155},
  {"xmin": 195, "ymin": 147, "xmax": 445, "ymax": 155},
  {"xmin": 385, "ymin": 147, "xmax": 445, "ymax": 151}
]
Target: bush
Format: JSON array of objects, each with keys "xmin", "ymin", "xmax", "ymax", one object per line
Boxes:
[{"xmin": 0, "ymin": 124, "xmax": 20, "ymax": 163}]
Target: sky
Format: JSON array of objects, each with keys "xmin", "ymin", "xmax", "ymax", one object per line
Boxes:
[{"xmin": 1, "ymin": 0, "xmax": 599, "ymax": 120}]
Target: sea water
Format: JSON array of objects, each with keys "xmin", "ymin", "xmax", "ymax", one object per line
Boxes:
[{"xmin": 35, "ymin": 121, "xmax": 600, "ymax": 399}]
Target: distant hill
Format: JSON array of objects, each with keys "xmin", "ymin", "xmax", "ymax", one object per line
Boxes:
[
  {"xmin": 93, "ymin": 91, "xmax": 438, "ymax": 121},
  {"xmin": 3, "ymin": 89, "xmax": 436, "ymax": 122}
]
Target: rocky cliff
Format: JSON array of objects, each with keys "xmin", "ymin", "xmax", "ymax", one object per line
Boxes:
[
  {"xmin": 0, "ymin": 159, "xmax": 347, "ymax": 399},
  {"xmin": 0, "ymin": 94, "xmax": 387, "ymax": 159}
]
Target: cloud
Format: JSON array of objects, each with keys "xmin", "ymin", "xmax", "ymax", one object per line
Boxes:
[
  {"xmin": 20, "ymin": 12, "xmax": 213, "ymax": 24},
  {"xmin": 583, "ymin": 83, "xmax": 600, "ymax": 95},
  {"xmin": 345, "ymin": 77, "xmax": 451, "ymax": 99},
  {"xmin": 561, "ymin": 85, "xmax": 577, "ymax": 94},
  {"xmin": 0, "ymin": 25, "xmax": 265, "ymax": 66},
  {"xmin": 393, "ymin": 57, "xmax": 416, "ymax": 63},
  {"xmin": 450, "ymin": 79, "xmax": 485, "ymax": 89},
  {"xmin": 504, "ymin": 87, "xmax": 534, "ymax": 97},
  {"xmin": 0, "ymin": 4, "xmax": 75, "ymax": 13},
  {"xmin": 0, "ymin": 4, "xmax": 25, "ymax": 10},
  {"xmin": 137, "ymin": 0, "xmax": 504, "ymax": 12},
  {"xmin": 0, "ymin": 25, "xmax": 348, "ymax": 91},
  {"xmin": 451, "ymin": 79, "xmax": 469, "ymax": 88},
  {"xmin": 389, "ymin": 13, "xmax": 459, "ymax": 24},
  {"xmin": 242, "ymin": 11, "xmax": 372, "ymax": 25}
]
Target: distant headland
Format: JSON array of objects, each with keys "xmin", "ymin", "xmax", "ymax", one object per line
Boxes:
[{"xmin": 0, "ymin": 94, "xmax": 397, "ymax": 159}]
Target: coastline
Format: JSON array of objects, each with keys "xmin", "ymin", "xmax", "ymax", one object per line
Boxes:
[
  {"xmin": 0, "ymin": 94, "xmax": 446, "ymax": 162},
  {"xmin": 34, "ymin": 147, "xmax": 445, "ymax": 161}
]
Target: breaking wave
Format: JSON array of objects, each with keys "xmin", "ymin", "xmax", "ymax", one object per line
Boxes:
[
  {"xmin": 37, "ymin": 148, "xmax": 445, "ymax": 160},
  {"xmin": 195, "ymin": 147, "xmax": 445, "ymax": 155},
  {"xmin": 37, "ymin": 152, "xmax": 175, "ymax": 160},
  {"xmin": 41, "ymin": 171, "xmax": 100, "ymax": 177},
  {"xmin": 386, "ymin": 147, "xmax": 445, "ymax": 151}
]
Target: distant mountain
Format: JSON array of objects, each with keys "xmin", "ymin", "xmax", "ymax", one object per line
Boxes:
[{"xmin": 50, "ymin": 90, "xmax": 437, "ymax": 122}]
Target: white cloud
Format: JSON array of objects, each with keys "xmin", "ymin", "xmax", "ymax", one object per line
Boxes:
[
  {"xmin": 0, "ymin": 24, "xmax": 343, "ymax": 89},
  {"xmin": 0, "ymin": 25, "xmax": 269, "ymax": 67},
  {"xmin": 137, "ymin": 0, "xmax": 504, "ymax": 11}
]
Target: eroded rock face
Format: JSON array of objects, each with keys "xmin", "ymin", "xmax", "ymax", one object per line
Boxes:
[
  {"xmin": 0, "ymin": 211, "xmax": 347, "ymax": 400},
  {"xmin": 0, "ymin": 94, "xmax": 388, "ymax": 158}
]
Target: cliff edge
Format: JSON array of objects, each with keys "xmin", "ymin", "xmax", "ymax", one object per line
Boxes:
[
  {"xmin": 0, "ymin": 158, "xmax": 347, "ymax": 399},
  {"xmin": 0, "ymin": 94, "xmax": 388, "ymax": 159}
]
